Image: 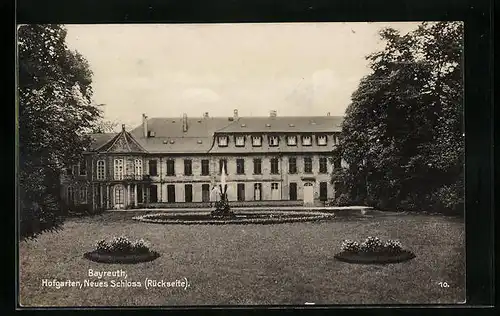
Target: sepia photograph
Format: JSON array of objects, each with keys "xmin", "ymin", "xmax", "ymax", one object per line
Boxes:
[{"xmin": 17, "ymin": 22, "xmax": 465, "ymax": 306}]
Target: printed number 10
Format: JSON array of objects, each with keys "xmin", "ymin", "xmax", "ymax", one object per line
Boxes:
[{"xmin": 438, "ymin": 282, "xmax": 450, "ymax": 288}]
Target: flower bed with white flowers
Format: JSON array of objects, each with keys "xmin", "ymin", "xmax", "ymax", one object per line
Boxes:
[
  {"xmin": 133, "ymin": 211, "xmax": 335, "ymax": 225},
  {"xmin": 334, "ymin": 237, "xmax": 415, "ymax": 264},
  {"xmin": 84, "ymin": 236, "xmax": 160, "ymax": 264}
]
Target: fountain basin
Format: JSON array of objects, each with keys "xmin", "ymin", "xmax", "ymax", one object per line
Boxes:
[{"xmin": 133, "ymin": 211, "xmax": 334, "ymax": 225}]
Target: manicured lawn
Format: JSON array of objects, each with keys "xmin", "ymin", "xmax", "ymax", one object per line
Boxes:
[{"xmin": 19, "ymin": 211, "xmax": 465, "ymax": 306}]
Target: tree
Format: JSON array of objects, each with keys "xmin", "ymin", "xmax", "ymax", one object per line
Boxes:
[
  {"xmin": 18, "ymin": 24, "xmax": 102, "ymax": 238},
  {"xmin": 91, "ymin": 118, "xmax": 119, "ymax": 133},
  {"xmin": 333, "ymin": 22, "xmax": 464, "ymax": 214}
]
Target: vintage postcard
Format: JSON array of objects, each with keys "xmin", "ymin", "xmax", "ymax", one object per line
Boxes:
[{"xmin": 17, "ymin": 22, "xmax": 465, "ymax": 307}]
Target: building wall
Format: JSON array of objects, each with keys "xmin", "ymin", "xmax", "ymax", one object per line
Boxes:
[
  {"xmin": 61, "ymin": 146, "xmax": 345, "ymax": 208},
  {"xmin": 137, "ymin": 153, "xmax": 337, "ymax": 203}
]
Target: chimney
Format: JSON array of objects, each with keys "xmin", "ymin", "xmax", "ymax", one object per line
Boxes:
[
  {"xmin": 142, "ymin": 113, "xmax": 148, "ymax": 138},
  {"xmin": 182, "ymin": 113, "xmax": 188, "ymax": 133},
  {"xmin": 270, "ymin": 110, "xmax": 277, "ymax": 118},
  {"xmin": 203, "ymin": 112, "xmax": 209, "ymax": 118},
  {"xmin": 327, "ymin": 112, "xmax": 331, "ymax": 116},
  {"xmin": 233, "ymin": 109, "xmax": 239, "ymax": 119}
]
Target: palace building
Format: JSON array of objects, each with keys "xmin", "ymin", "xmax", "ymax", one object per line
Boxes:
[{"xmin": 61, "ymin": 110, "xmax": 344, "ymax": 211}]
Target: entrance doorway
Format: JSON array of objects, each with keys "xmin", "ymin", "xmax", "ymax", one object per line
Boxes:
[
  {"xmin": 254, "ymin": 183, "xmax": 262, "ymax": 201},
  {"xmin": 237, "ymin": 183, "xmax": 245, "ymax": 201},
  {"xmin": 149, "ymin": 185, "xmax": 158, "ymax": 203},
  {"xmin": 289, "ymin": 182, "xmax": 297, "ymax": 201},
  {"xmin": 319, "ymin": 182, "xmax": 328, "ymax": 201},
  {"xmin": 303, "ymin": 182, "xmax": 314, "ymax": 205},
  {"xmin": 167, "ymin": 185, "xmax": 176, "ymax": 203},
  {"xmin": 271, "ymin": 183, "xmax": 280, "ymax": 200},
  {"xmin": 114, "ymin": 185, "xmax": 124, "ymax": 209}
]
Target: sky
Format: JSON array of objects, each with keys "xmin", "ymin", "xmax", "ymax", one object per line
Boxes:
[{"xmin": 64, "ymin": 22, "xmax": 421, "ymax": 129}]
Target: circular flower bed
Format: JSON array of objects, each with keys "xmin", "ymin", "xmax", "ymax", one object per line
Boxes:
[
  {"xmin": 133, "ymin": 211, "xmax": 335, "ymax": 225},
  {"xmin": 334, "ymin": 237, "xmax": 415, "ymax": 264},
  {"xmin": 84, "ymin": 236, "xmax": 160, "ymax": 264}
]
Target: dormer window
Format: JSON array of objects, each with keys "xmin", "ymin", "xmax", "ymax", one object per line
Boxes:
[
  {"xmin": 333, "ymin": 134, "xmax": 339, "ymax": 145},
  {"xmin": 302, "ymin": 135, "xmax": 312, "ymax": 146},
  {"xmin": 252, "ymin": 136, "xmax": 262, "ymax": 147},
  {"xmin": 235, "ymin": 136, "xmax": 245, "ymax": 147},
  {"xmin": 317, "ymin": 135, "xmax": 327, "ymax": 146},
  {"xmin": 218, "ymin": 136, "xmax": 228, "ymax": 147},
  {"xmin": 269, "ymin": 136, "xmax": 279, "ymax": 147},
  {"xmin": 147, "ymin": 131, "xmax": 155, "ymax": 137},
  {"xmin": 287, "ymin": 135, "xmax": 297, "ymax": 146}
]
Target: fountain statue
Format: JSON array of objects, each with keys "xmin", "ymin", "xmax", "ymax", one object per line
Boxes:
[{"xmin": 210, "ymin": 163, "xmax": 235, "ymax": 218}]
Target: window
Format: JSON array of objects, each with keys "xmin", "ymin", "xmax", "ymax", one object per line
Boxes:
[
  {"xmin": 253, "ymin": 158, "xmax": 262, "ymax": 174},
  {"xmin": 79, "ymin": 187, "xmax": 87, "ymax": 204},
  {"xmin": 149, "ymin": 160, "xmax": 158, "ymax": 176},
  {"xmin": 302, "ymin": 135, "xmax": 312, "ymax": 146},
  {"xmin": 201, "ymin": 159, "xmax": 209, "ymax": 176},
  {"xmin": 219, "ymin": 159, "xmax": 228, "ymax": 174},
  {"xmin": 270, "ymin": 158, "xmax": 279, "ymax": 174},
  {"xmin": 288, "ymin": 157, "xmax": 297, "ymax": 174},
  {"xmin": 237, "ymin": 183, "xmax": 245, "ymax": 201},
  {"xmin": 333, "ymin": 157, "xmax": 342, "ymax": 169},
  {"xmin": 218, "ymin": 136, "xmax": 228, "ymax": 147},
  {"xmin": 271, "ymin": 183, "xmax": 278, "ymax": 190},
  {"xmin": 184, "ymin": 159, "xmax": 192, "ymax": 176},
  {"xmin": 269, "ymin": 136, "xmax": 279, "ymax": 147},
  {"xmin": 236, "ymin": 159, "xmax": 245, "ymax": 175},
  {"xmin": 334, "ymin": 182, "xmax": 342, "ymax": 198},
  {"xmin": 317, "ymin": 135, "xmax": 327, "ymax": 146},
  {"xmin": 134, "ymin": 159, "xmax": 143, "ymax": 179},
  {"xmin": 235, "ymin": 136, "xmax": 245, "ymax": 147},
  {"xmin": 166, "ymin": 159, "xmax": 175, "ymax": 176},
  {"xmin": 287, "ymin": 135, "xmax": 297, "ymax": 146},
  {"xmin": 252, "ymin": 136, "xmax": 262, "ymax": 147},
  {"xmin": 202, "ymin": 184, "xmax": 210, "ymax": 202},
  {"xmin": 333, "ymin": 134, "xmax": 339, "ymax": 145},
  {"xmin": 79, "ymin": 160, "xmax": 87, "ymax": 176},
  {"xmin": 319, "ymin": 157, "xmax": 328, "ymax": 173},
  {"xmin": 304, "ymin": 157, "xmax": 312, "ymax": 173},
  {"xmin": 97, "ymin": 160, "xmax": 105, "ymax": 180},
  {"xmin": 185, "ymin": 184, "xmax": 193, "ymax": 202},
  {"xmin": 114, "ymin": 159, "xmax": 124, "ymax": 180},
  {"xmin": 65, "ymin": 167, "xmax": 73, "ymax": 176},
  {"xmin": 67, "ymin": 187, "xmax": 74, "ymax": 204}
]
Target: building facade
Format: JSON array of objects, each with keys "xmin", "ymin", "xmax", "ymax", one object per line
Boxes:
[{"xmin": 61, "ymin": 110, "xmax": 345, "ymax": 210}]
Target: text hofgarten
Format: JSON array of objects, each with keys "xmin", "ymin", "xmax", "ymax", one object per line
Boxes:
[{"xmin": 40, "ymin": 269, "xmax": 190, "ymax": 290}]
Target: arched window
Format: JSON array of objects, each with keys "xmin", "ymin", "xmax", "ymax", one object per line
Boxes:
[
  {"xmin": 67, "ymin": 187, "xmax": 74, "ymax": 204},
  {"xmin": 80, "ymin": 186, "xmax": 87, "ymax": 204},
  {"xmin": 114, "ymin": 159, "xmax": 124, "ymax": 180},
  {"xmin": 317, "ymin": 135, "xmax": 327, "ymax": 146},
  {"xmin": 97, "ymin": 160, "xmax": 105, "ymax": 180}
]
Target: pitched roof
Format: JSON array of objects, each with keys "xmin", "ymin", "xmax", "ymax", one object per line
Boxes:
[
  {"xmin": 88, "ymin": 133, "xmax": 117, "ymax": 150},
  {"xmin": 129, "ymin": 117, "xmax": 234, "ymax": 138},
  {"xmin": 215, "ymin": 116, "xmax": 343, "ymax": 133},
  {"xmin": 93, "ymin": 115, "xmax": 343, "ymax": 154},
  {"xmin": 127, "ymin": 117, "xmax": 233, "ymax": 153},
  {"xmin": 97, "ymin": 129, "xmax": 147, "ymax": 153}
]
